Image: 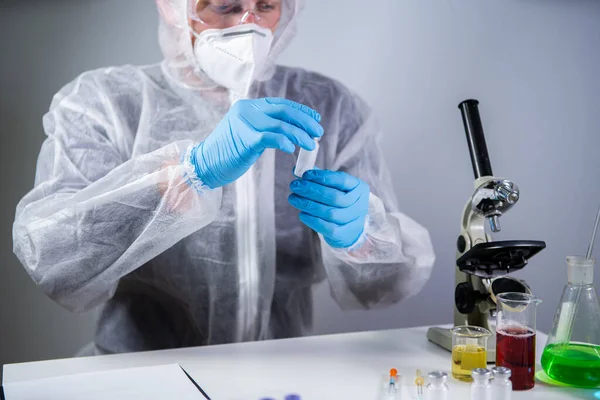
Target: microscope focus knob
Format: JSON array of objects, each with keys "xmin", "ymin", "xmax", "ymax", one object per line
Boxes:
[
  {"xmin": 496, "ymin": 182, "xmax": 519, "ymax": 204},
  {"xmin": 455, "ymin": 282, "xmax": 477, "ymax": 314}
]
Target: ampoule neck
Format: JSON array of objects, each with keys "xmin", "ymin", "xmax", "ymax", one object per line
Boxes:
[
  {"xmin": 491, "ymin": 376, "xmax": 511, "ymax": 386},
  {"xmin": 427, "ymin": 371, "xmax": 449, "ymax": 391},
  {"xmin": 471, "ymin": 368, "xmax": 491, "ymax": 386}
]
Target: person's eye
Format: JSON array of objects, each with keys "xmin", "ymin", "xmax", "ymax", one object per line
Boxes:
[
  {"xmin": 206, "ymin": 0, "xmax": 238, "ymax": 15},
  {"xmin": 209, "ymin": 4, "xmax": 235, "ymax": 14},
  {"xmin": 256, "ymin": 1, "xmax": 277, "ymax": 12}
]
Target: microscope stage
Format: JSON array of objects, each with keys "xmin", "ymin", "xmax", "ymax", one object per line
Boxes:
[{"xmin": 457, "ymin": 240, "xmax": 546, "ymax": 278}]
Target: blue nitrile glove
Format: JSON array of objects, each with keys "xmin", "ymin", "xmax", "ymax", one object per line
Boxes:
[
  {"xmin": 288, "ymin": 169, "xmax": 370, "ymax": 249},
  {"xmin": 191, "ymin": 98, "xmax": 323, "ymax": 189}
]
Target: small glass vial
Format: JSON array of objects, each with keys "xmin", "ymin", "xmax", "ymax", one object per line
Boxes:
[
  {"xmin": 294, "ymin": 139, "xmax": 320, "ymax": 178},
  {"xmin": 491, "ymin": 367, "xmax": 512, "ymax": 400},
  {"xmin": 471, "ymin": 368, "xmax": 492, "ymax": 400},
  {"xmin": 426, "ymin": 371, "xmax": 449, "ymax": 400}
]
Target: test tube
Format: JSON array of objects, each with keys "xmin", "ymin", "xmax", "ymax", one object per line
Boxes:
[
  {"xmin": 491, "ymin": 367, "xmax": 512, "ymax": 400},
  {"xmin": 426, "ymin": 371, "xmax": 449, "ymax": 400},
  {"xmin": 294, "ymin": 139, "xmax": 320, "ymax": 178},
  {"xmin": 470, "ymin": 368, "xmax": 492, "ymax": 400}
]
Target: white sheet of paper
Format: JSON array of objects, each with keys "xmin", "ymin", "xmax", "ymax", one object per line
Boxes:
[{"xmin": 2, "ymin": 364, "xmax": 207, "ymax": 400}]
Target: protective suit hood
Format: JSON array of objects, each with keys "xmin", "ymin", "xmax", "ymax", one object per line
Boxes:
[{"xmin": 156, "ymin": 0, "xmax": 303, "ymax": 89}]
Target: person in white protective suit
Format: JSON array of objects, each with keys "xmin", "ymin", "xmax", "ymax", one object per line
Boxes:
[{"xmin": 13, "ymin": 0, "xmax": 435, "ymax": 355}]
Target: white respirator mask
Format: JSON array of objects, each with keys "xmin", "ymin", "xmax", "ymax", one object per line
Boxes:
[{"xmin": 190, "ymin": 24, "xmax": 274, "ymax": 98}]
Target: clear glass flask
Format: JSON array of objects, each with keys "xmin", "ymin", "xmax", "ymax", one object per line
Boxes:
[{"xmin": 541, "ymin": 256, "xmax": 600, "ymax": 388}]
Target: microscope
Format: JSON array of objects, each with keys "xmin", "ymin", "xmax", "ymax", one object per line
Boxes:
[{"xmin": 427, "ymin": 100, "xmax": 546, "ymax": 362}]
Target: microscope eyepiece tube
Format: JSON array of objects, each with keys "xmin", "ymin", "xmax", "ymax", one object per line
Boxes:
[{"xmin": 459, "ymin": 99, "xmax": 493, "ymax": 179}]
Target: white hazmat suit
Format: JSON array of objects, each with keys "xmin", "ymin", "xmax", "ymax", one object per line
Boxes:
[{"xmin": 13, "ymin": 0, "xmax": 435, "ymax": 354}]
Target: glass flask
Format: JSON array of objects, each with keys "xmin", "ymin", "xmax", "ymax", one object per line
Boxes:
[{"xmin": 541, "ymin": 256, "xmax": 600, "ymax": 388}]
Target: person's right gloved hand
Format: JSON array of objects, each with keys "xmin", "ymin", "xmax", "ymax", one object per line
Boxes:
[{"xmin": 191, "ymin": 97, "xmax": 324, "ymax": 189}]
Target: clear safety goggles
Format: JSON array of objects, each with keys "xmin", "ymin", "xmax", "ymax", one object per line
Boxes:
[{"xmin": 188, "ymin": 0, "xmax": 282, "ymax": 29}]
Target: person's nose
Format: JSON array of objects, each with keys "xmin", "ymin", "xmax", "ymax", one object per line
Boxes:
[{"xmin": 239, "ymin": 10, "xmax": 258, "ymax": 25}]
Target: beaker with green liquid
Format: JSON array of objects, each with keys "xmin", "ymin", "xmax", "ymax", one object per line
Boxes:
[{"xmin": 541, "ymin": 256, "xmax": 600, "ymax": 388}]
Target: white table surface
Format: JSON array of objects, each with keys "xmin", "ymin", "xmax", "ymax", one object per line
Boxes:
[{"xmin": 3, "ymin": 326, "xmax": 596, "ymax": 400}]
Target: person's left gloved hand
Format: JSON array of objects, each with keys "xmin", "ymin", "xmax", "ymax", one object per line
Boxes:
[{"xmin": 288, "ymin": 170, "xmax": 370, "ymax": 249}]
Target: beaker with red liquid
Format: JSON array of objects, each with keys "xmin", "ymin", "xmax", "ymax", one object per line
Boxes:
[
  {"xmin": 495, "ymin": 292, "xmax": 542, "ymax": 391},
  {"xmin": 496, "ymin": 326, "xmax": 536, "ymax": 390}
]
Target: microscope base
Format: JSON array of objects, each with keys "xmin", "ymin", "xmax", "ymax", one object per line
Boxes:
[{"xmin": 426, "ymin": 326, "xmax": 496, "ymax": 363}]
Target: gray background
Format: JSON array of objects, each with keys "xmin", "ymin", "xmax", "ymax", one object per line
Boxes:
[{"xmin": 1, "ymin": 0, "xmax": 599, "ymax": 378}]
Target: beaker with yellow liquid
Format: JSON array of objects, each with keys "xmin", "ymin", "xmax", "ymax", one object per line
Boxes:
[{"xmin": 451, "ymin": 326, "xmax": 491, "ymax": 381}]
